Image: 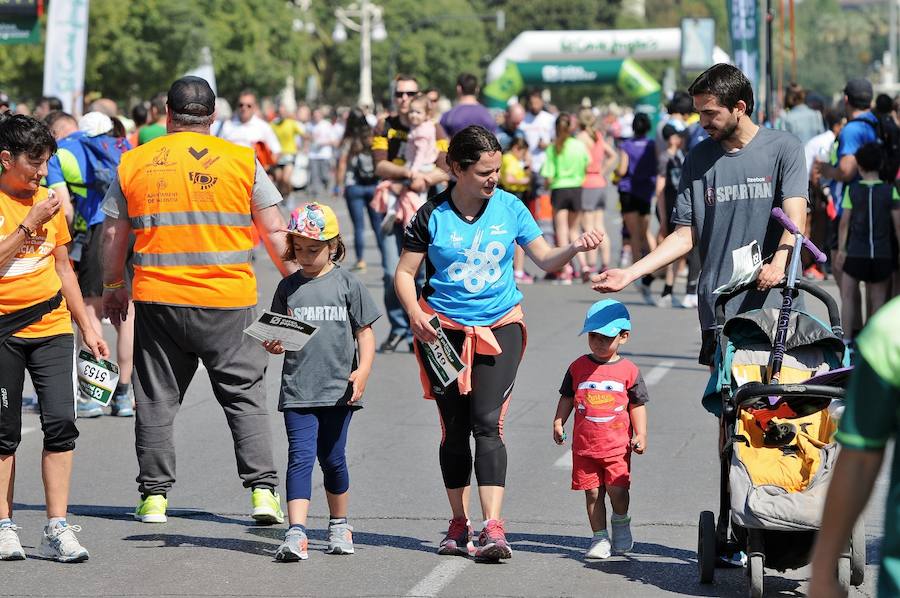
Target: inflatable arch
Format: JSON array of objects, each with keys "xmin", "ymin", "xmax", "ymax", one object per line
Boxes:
[{"xmin": 484, "ymin": 29, "xmax": 730, "ymax": 117}]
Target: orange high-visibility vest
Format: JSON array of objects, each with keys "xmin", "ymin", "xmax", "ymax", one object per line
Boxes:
[{"xmin": 117, "ymin": 131, "xmax": 258, "ymax": 308}]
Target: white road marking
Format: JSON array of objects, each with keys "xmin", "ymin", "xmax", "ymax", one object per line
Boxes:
[
  {"xmin": 406, "ymin": 559, "xmax": 470, "ymax": 597},
  {"xmin": 643, "ymin": 360, "xmax": 675, "ymax": 386}
]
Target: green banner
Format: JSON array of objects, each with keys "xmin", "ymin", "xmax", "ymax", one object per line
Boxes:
[
  {"xmin": 0, "ymin": 15, "xmax": 38, "ymax": 44},
  {"xmin": 484, "ymin": 58, "xmax": 661, "ymax": 123},
  {"xmin": 727, "ymin": 0, "xmax": 761, "ymax": 106}
]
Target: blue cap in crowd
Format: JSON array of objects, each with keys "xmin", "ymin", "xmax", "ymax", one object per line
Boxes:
[{"xmin": 580, "ymin": 299, "xmax": 631, "ymax": 337}]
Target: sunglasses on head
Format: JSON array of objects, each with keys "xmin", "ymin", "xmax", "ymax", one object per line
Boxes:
[{"xmin": 394, "ymin": 91, "xmax": 418, "ymax": 98}]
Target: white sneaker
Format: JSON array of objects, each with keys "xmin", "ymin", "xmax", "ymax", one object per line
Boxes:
[
  {"xmin": 41, "ymin": 521, "xmax": 89, "ymax": 562},
  {"xmin": 0, "ymin": 522, "xmax": 25, "ymax": 560},
  {"xmin": 680, "ymin": 293, "xmax": 699, "ymax": 309},
  {"xmin": 655, "ymin": 294, "xmax": 676, "ymax": 308},
  {"xmin": 611, "ymin": 515, "xmax": 633, "ymax": 554},
  {"xmin": 585, "ymin": 532, "xmax": 612, "ymax": 559}
]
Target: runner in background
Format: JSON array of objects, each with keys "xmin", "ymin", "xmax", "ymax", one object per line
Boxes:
[
  {"xmin": 371, "ymin": 74, "xmax": 450, "ymax": 354},
  {"xmin": 138, "ymin": 94, "xmax": 167, "ymax": 146},
  {"xmin": 500, "ymin": 137, "xmax": 535, "ymax": 284},
  {"xmin": 44, "ymin": 110, "xmax": 135, "ymax": 418},
  {"xmin": 614, "ymin": 113, "xmax": 658, "ymax": 305},
  {"xmin": 541, "ymin": 114, "xmax": 590, "ymax": 284},
  {"xmin": 335, "ymin": 108, "xmax": 382, "ymax": 272},
  {"xmin": 221, "ymin": 90, "xmax": 282, "ymax": 172},
  {"xmin": 439, "ymin": 73, "xmax": 497, "ymax": 138},
  {"xmin": 271, "ymin": 102, "xmax": 305, "ymax": 200},
  {"xmin": 307, "ymin": 107, "xmax": 338, "ymax": 198},
  {"xmin": 576, "ymin": 108, "xmax": 616, "ymax": 276}
]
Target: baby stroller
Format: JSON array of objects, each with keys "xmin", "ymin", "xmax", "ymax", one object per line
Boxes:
[{"xmin": 696, "ymin": 209, "xmax": 865, "ymax": 597}]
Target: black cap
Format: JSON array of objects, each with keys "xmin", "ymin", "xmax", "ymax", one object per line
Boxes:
[
  {"xmin": 661, "ymin": 123, "xmax": 684, "ymax": 141},
  {"xmin": 844, "ymin": 78, "xmax": 873, "ymax": 105},
  {"xmin": 167, "ymin": 76, "xmax": 215, "ymax": 117}
]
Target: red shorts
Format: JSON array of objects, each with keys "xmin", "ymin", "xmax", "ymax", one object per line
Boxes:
[{"xmin": 572, "ymin": 451, "xmax": 631, "ymax": 490}]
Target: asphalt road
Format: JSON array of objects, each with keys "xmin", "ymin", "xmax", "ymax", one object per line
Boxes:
[{"xmin": 6, "ymin": 199, "xmax": 887, "ymax": 597}]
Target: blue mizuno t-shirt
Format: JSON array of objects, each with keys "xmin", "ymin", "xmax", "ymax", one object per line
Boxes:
[{"xmin": 403, "ymin": 187, "xmax": 543, "ymax": 326}]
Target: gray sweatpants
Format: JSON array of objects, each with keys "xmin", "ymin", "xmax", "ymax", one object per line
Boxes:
[{"xmin": 133, "ymin": 303, "xmax": 278, "ymax": 496}]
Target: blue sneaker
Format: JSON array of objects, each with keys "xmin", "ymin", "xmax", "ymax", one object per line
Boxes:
[
  {"xmin": 76, "ymin": 398, "xmax": 104, "ymax": 418},
  {"xmin": 21, "ymin": 395, "xmax": 38, "ymax": 413},
  {"xmin": 110, "ymin": 391, "xmax": 134, "ymax": 417}
]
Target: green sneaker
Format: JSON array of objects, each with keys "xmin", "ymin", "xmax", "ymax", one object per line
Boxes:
[
  {"xmin": 134, "ymin": 495, "xmax": 168, "ymax": 523},
  {"xmin": 250, "ymin": 488, "xmax": 284, "ymax": 525}
]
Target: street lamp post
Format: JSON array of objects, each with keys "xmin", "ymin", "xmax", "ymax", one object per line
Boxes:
[{"xmin": 333, "ymin": 1, "xmax": 386, "ymax": 109}]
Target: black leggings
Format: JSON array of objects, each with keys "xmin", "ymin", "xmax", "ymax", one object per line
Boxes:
[
  {"xmin": 419, "ymin": 324, "xmax": 523, "ymax": 489},
  {"xmin": 0, "ymin": 334, "xmax": 78, "ymax": 454}
]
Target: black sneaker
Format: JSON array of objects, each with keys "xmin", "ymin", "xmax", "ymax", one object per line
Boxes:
[{"xmin": 379, "ymin": 333, "xmax": 404, "ymax": 353}]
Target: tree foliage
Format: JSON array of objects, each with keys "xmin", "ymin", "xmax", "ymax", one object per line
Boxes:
[{"xmin": 0, "ymin": 0, "xmax": 890, "ymax": 110}]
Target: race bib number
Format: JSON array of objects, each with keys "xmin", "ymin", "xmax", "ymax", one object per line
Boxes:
[
  {"xmin": 76, "ymin": 350, "xmax": 120, "ymax": 406},
  {"xmin": 421, "ymin": 316, "xmax": 466, "ymax": 387}
]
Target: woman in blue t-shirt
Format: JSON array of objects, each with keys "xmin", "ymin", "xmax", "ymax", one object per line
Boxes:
[{"xmin": 395, "ymin": 125, "xmax": 603, "ymax": 562}]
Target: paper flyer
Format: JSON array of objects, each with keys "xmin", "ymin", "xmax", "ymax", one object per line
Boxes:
[
  {"xmin": 714, "ymin": 240, "xmax": 763, "ymax": 294},
  {"xmin": 243, "ymin": 310, "xmax": 319, "ymax": 352}
]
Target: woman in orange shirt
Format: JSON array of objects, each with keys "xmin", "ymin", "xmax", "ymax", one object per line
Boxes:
[{"xmin": 0, "ymin": 115, "xmax": 108, "ymax": 563}]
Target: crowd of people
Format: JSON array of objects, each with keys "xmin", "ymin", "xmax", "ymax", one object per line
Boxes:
[{"xmin": 0, "ymin": 61, "xmax": 897, "ymax": 596}]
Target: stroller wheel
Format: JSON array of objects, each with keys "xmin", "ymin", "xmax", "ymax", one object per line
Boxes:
[
  {"xmin": 851, "ymin": 517, "xmax": 866, "ymax": 586},
  {"xmin": 747, "ymin": 554, "xmax": 764, "ymax": 598},
  {"xmin": 838, "ymin": 556, "xmax": 851, "ymax": 593},
  {"xmin": 698, "ymin": 511, "xmax": 716, "ymax": 584}
]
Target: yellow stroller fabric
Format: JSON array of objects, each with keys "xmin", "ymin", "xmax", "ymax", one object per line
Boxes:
[{"xmin": 728, "ymin": 345, "xmax": 840, "ymax": 531}]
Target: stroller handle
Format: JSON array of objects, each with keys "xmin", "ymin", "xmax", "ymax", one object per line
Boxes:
[
  {"xmin": 771, "ymin": 207, "xmax": 828, "ymax": 263},
  {"xmin": 714, "ymin": 279, "xmax": 843, "ymax": 337},
  {"xmin": 734, "ymin": 383, "xmax": 846, "ymax": 408}
]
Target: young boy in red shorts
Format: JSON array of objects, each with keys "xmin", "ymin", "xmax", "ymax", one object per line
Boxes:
[{"xmin": 553, "ymin": 299, "xmax": 648, "ymax": 560}]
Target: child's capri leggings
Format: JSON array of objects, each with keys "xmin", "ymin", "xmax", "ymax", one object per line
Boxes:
[{"xmin": 283, "ymin": 406, "xmax": 354, "ymax": 501}]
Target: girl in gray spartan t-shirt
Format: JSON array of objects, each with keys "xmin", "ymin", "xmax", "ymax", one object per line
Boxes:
[
  {"xmin": 672, "ymin": 126, "xmax": 809, "ymax": 332},
  {"xmin": 262, "ymin": 202, "xmax": 380, "ymax": 562}
]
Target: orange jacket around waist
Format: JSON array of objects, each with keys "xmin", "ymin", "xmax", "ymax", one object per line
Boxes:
[
  {"xmin": 414, "ymin": 297, "xmax": 526, "ymax": 399},
  {"xmin": 117, "ymin": 131, "xmax": 257, "ymax": 308}
]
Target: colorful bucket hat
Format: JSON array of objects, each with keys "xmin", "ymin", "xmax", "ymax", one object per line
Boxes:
[
  {"xmin": 580, "ymin": 299, "xmax": 631, "ymax": 337},
  {"xmin": 285, "ymin": 202, "xmax": 339, "ymax": 241}
]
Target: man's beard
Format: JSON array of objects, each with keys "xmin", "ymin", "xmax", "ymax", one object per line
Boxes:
[{"xmin": 708, "ymin": 119, "xmax": 738, "ymax": 142}]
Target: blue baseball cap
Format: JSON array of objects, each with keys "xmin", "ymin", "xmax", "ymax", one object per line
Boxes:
[{"xmin": 580, "ymin": 299, "xmax": 631, "ymax": 337}]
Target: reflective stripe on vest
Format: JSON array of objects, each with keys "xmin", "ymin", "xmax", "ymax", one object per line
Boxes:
[
  {"xmin": 117, "ymin": 131, "xmax": 258, "ymax": 308},
  {"xmin": 130, "ymin": 211, "xmax": 253, "ymax": 230},
  {"xmin": 131, "ymin": 249, "xmax": 253, "ymax": 267}
]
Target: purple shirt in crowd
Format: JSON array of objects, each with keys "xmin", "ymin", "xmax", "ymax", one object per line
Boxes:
[
  {"xmin": 618, "ymin": 136, "xmax": 658, "ymax": 201},
  {"xmin": 439, "ymin": 103, "xmax": 498, "ymax": 138}
]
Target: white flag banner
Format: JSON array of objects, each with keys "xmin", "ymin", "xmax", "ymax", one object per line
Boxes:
[
  {"xmin": 43, "ymin": 0, "xmax": 90, "ymax": 116},
  {"xmin": 184, "ymin": 46, "xmax": 217, "ymax": 96}
]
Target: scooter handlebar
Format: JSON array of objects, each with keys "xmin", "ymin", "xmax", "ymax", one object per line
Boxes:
[{"xmin": 771, "ymin": 207, "xmax": 828, "ymax": 263}]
